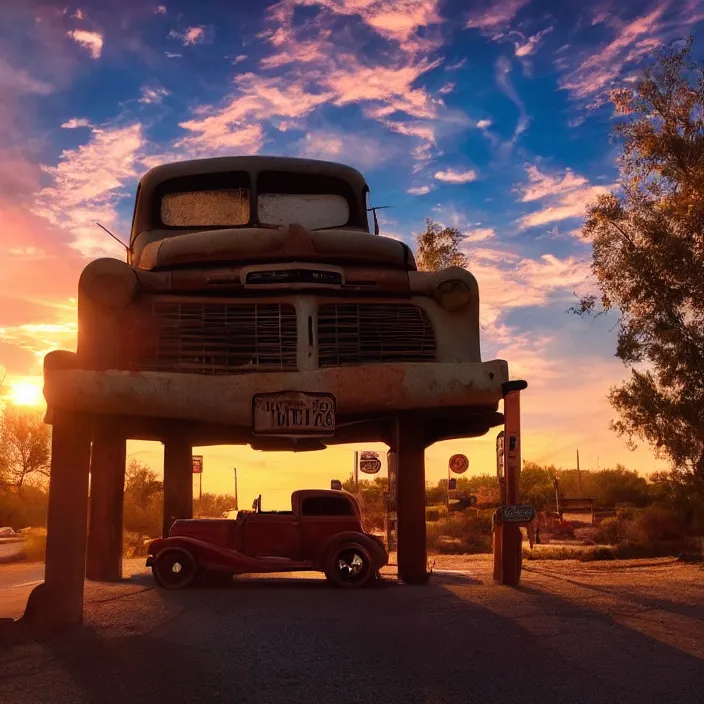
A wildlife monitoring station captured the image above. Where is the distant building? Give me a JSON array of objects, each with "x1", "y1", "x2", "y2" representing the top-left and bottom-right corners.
[{"x1": 559, "y1": 497, "x2": 595, "y2": 524}]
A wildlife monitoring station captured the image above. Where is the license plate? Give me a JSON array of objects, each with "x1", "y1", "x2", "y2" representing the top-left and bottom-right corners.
[
  {"x1": 498, "y1": 504, "x2": 536, "y2": 523},
  {"x1": 252, "y1": 391, "x2": 336, "y2": 437}
]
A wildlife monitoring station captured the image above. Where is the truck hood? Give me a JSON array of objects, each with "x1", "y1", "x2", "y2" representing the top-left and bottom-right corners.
[{"x1": 135, "y1": 225, "x2": 414, "y2": 271}]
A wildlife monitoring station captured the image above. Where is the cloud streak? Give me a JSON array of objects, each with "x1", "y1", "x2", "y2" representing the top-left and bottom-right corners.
[
  {"x1": 434, "y1": 168, "x2": 478, "y2": 183},
  {"x1": 67, "y1": 29, "x2": 104, "y2": 59},
  {"x1": 517, "y1": 164, "x2": 612, "y2": 229}
]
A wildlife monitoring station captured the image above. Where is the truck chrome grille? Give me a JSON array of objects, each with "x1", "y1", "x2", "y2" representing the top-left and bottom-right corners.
[
  {"x1": 317, "y1": 303, "x2": 435, "y2": 367},
  {"x1": 144, "y1": 301, "x2": 298, "y2": 373}
]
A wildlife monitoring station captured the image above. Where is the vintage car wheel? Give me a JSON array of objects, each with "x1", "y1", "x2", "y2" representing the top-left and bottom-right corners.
[
  {"x1": 324, "y1": 542, "x2": 374, "y2": 588},
  {"x1": 152, "y1": 548, "x2": 197, "y2": 590}
]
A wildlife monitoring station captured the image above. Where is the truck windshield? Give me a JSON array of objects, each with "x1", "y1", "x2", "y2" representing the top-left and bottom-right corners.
[
  {"x1": 161, "y1": 188, "x2": 250, "y2": 227},
  {"x1": 258, "y1": 193, "x2": 349, "y2": 230}
]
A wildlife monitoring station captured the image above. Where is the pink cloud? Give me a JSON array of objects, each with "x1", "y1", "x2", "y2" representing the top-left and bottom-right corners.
[
  {"x1": 325, "y1": 57, "x2": 441, "y2": 119},
  {"x1": 269, "y1": 0, "x2": 443, "y2": 46},
  {"x1": 517, "y1": 164, "x2": 612, "y2": 228},
  {"x1": 139, "y1": 85, "x2": 169, "y2": 104},
  {"x1": 66, "y1": 29, "x2": 103, "y2": 59},
  {"x1": 407, "y1": 185, "x2": 432, "y2": 195},
  {"x1": 434, "y1": 168, "x2": 478, "y2": 184},
  {"x1": 33, "y1": 123, "x2": 144, "y2": 256},
  {"x1": 514, "y1": 26, "x2": 553, "y2": 57},
  {"x1": 467, "y1": 247, "x2": 593, "y2": 343},
  {"x1": 0, "y1": 195, "x2": 84, "y2": 377},
  {"x1": 466, "y1": 0, "x2": 532, "y2": 32},
  {"x1": 0, "y1": 57, "x2": 54, "y2": 95},
  {"x1": 298, "y1": 130, "x2": 391, "y2": 169},
  {"x1": 61, "y1": 117, "x2": 92, "y2": 128},
  {"x1": 169, "y1": 26, "x2": 209, "y2": 46},
  {"x1": 557, "y1": 3, "x2": 698, "y2": 103},
  {"x1": 519, "y1": 164, "x2": 589, "y2": 202},
  {"x1": 465, "y1": 227, "x2": 495, "y2": 242}
]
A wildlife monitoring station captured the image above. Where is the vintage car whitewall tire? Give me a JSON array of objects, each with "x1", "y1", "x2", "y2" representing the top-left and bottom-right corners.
[
  {"x1": 152, "y1": 547, "x2": 198, "y2": 590},
  {"x1": 323, "y1": 541, "x2": 374, "y2": 588}
]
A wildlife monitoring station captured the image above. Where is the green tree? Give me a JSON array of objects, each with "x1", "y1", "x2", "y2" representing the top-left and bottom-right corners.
[
  {"x1": 520, "y1": 462, "x2": 557, "y2": 511},
  {"x1": 0, "y1": 406, "x2": 51, "y2": 491},
  {"x1": 415, "y1": 218, "x2": 468, "y2": 271},
  {"x1": 575, "y1": 39, "x2": 704, "y2": 478},
  {"x1": 194, "y1": 492, "x2": 234, "y2": 517},
  {"x1": 123, "y1": 460, "x2": 163, "y2": 536}
]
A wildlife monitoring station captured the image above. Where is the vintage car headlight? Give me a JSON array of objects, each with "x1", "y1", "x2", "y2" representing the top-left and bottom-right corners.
[
  {"x1": 79, "y1": 258, "x2": 138, "y2": 308},
  {"x1": 434, "y1": 279, "x2": 471, "y2": 311}
]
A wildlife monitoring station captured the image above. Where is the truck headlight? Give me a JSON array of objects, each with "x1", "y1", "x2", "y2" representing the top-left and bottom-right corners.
[
  {"x1": 79, "y1": 258, "x2": 138, "y2": 309},
  {"x1": 434, "y1": 279, "x2": 471, "y2": 311}
]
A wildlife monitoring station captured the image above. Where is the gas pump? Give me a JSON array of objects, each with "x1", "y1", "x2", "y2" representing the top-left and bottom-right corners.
[{"x1": 492, "y1": 381, "x2": 534, "y2": 585}]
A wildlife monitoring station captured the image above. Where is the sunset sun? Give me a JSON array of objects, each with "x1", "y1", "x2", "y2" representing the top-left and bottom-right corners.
[{"x1": 10, "y1": 381, "x2": 44, "y2": 407}]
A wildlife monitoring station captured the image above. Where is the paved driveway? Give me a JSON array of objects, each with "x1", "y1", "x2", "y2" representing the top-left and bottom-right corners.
[{"x1": 1, "y1": 556, "x2": 703, "y2": 704}]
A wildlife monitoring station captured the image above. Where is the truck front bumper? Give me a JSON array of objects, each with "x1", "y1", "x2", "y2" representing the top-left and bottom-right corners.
[{"x1": 43, "y1": 353, "x2": 509, "y2": 433}]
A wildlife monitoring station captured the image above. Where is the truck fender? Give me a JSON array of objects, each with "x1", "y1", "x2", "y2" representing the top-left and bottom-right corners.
[{"x1": 316, "y1": 531, "x2": 387, "y2": 570}]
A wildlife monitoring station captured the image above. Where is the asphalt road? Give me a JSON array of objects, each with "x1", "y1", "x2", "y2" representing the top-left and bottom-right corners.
[{"x1": 1, "y1": 556, "x2": 703, "y2": 704}]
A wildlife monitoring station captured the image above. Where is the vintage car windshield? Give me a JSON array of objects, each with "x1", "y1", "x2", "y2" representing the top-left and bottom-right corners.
[
  {"x1": 161, "y1": 188, "x2": 250, "y2": 227},
  {"x1": 258, "y1": 193, "x2": 350, "y2": 230}
]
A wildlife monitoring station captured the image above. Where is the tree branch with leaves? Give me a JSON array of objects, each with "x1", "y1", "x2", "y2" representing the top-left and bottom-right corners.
[
  {"x1": 574, "y1": 38, "x2": 704, "y2": 477},
  {"x1": 415, "y1": 218, "x2": 468, "y2": 272}
]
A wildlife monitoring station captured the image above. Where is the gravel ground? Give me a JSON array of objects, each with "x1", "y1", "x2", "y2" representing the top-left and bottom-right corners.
[{"x1": 1, "y1": 555, "x2": 703, "y2": 704}]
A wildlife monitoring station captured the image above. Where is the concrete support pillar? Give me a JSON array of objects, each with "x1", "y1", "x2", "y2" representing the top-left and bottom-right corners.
[
  {"x1": 23, "y1": 410, "x2": 92, "y2": 629},
  {"x1": 493, "y1": 381, "x2": 528, "y2": 586},
  {"x1": 394, "y1": 414, "x2": 428, "y2": 585},
  {"x1": 162, "y1": 436, "x2": 193, "y2": 537},
  {"x1": 86, "y1": 419, "x2": 126, "y2": 581}
]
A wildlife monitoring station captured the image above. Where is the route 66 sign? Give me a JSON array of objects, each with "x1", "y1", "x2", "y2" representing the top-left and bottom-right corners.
[
  {"x1": 360, "y1": 451, "x2": 382, "y2": 474},
  {"x1": 449, "y1": 454, "x2": 469, "y2": 474}
]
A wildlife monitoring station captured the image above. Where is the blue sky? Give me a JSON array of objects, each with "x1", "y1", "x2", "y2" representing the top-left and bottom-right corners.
[{"x1": 1, "y1": 0, "x2": 702, "y2": 494}]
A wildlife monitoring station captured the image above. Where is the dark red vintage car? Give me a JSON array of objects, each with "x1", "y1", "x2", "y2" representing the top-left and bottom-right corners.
[{"x1": 146, "y1": 489, "x2": 388, "y2": 589}]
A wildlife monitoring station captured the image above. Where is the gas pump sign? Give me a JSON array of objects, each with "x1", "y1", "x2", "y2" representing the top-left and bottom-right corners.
[{"x1": 495, "y1": 431, "x2": 504, "y2": 479}]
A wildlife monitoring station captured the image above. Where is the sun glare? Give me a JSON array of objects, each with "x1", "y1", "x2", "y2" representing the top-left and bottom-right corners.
[{"x1": 10, "y1": 381, "x2": 44, "y2": 407}]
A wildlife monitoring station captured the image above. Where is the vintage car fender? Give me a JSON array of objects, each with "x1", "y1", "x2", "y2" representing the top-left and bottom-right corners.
[
  {"x1": 147, "y1": 535, "x2": 272, "y2": 573},
  {"x1": 316, "y1": 531, "x2": 388, "y2": 570}
]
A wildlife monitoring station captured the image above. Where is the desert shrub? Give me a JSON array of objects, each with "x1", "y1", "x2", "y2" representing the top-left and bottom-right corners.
[
  {"x1": 635, "y1": 507, "x2": 682, "y2": 541},
  {"x1": 123, "y1": 531, "x2": 151, "y2": 558},
  {"x1": 21, "y1": 527, "x2": 47, "y2": 562},
  {"x1": 616, "y1": 504, "x2": 637, "y2": 521},
  {"x1": 595, "y1": 517, "x2": 622, "y2": 544},
  {"x1": 425, "y1": 506, "x2": 448, "y2": 522},
  {"x1": 0, "y1": 486, "x2": 48, "y2": 530},
  {"x1": 426, "y1": 510, "x2": 493, "y2": 554},
  {"x1": 123, "y1": 494, "x2": 162, "y2": 537},
  {"x1": 574, "y1": 527, "x2": 598, "y2": 545}
]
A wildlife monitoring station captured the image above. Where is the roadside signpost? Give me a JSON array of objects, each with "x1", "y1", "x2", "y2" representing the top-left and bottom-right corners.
[
  {"x1": 192, "y1": 455, "x2": 203, "y2": 502},
  {"x1": 359, "y1": 451, "x2": 382, "y2": 474},
  {"x1": 447, "y1": 453, "x2": 469, "y2": 512}
]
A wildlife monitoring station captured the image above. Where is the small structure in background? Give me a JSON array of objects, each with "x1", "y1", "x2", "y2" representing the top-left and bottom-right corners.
[{"x1": 559, "y1": 497, "x2": 595, "y2": 525}]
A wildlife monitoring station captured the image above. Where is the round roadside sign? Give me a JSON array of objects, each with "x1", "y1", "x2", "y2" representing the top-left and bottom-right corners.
[{"x1": 449, "y1": 454, "x2": 469, "y2": 474}]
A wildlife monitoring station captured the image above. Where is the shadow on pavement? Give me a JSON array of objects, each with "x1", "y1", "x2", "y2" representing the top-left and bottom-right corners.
[{"x1": 1, "y1": 570, "x2": 703, "y2": 704}]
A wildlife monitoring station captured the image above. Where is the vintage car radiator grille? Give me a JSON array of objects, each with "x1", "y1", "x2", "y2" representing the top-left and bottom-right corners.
[
  {"x1": 144, "y1": 301, "x2": 298, "y2": 373},
  {"x1": 317, "y1": 303, "x2": 435, "y2": 367}
]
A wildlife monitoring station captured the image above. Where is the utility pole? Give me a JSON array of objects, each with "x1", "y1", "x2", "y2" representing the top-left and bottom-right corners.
[
  {"x1": 577, "y1": 449, "x2": 582, "y2": 496},
  {"x1": 446, "y1": 464, "x2": 451, "y2": 515},
  {"x1": 354, "y1": 451, "x2": 359, "y2": 491},
  {"x1": 233, "y1": 468, "x2": 238, "y2": 511}
]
